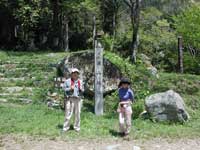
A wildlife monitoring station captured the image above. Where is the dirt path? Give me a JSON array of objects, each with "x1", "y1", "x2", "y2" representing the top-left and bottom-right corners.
[{"x1": 0, "y1": 135, "x2": 200, "y2": 150}]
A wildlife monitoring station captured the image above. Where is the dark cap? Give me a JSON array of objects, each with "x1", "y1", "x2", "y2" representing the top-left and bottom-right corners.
[{"x1": 118, "y1": 78, "x2": 131, "y2": 87}]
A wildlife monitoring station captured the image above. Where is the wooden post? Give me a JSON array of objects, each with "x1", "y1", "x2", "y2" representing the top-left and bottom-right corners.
[
  {"x1": 93, "y1": 15, "x2": 96, "y2": 49},
  {"x1": 178, "y1": 36, "x2": 184, "y2": 73},
  {"x1": 94, "y1": 38, "x2": 104, "y2": 115}
]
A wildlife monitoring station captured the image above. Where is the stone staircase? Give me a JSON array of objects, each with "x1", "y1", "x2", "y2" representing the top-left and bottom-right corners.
[{"x1": 0, "y1": 59, "x2": 56, "y2": 106}]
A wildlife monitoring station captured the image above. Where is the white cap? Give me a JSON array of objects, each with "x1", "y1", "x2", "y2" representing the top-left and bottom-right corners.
[{"x1": 71, "y1": 68, "x2": 80, "y2": 74}]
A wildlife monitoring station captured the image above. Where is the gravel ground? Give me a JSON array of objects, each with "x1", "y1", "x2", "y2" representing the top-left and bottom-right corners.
[{"x1": 0, "y1": 135, "x2": 200, "y2": 150}]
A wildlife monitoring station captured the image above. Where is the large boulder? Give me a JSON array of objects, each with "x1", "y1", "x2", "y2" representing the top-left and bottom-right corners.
[
  {"x1": 145, "y1": 90, "x2": 190, "y2": 122},
  {"x1": 57, "y1": 51, "x2": 122, "y2": 96}
]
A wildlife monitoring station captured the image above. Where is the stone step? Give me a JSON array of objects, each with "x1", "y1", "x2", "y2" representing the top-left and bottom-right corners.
[
  {"x1": 0, "y1": 87, "x2": 33, "y2": 93},
  {"x1": 0, "y1": 86, "x2": 47, "y2": 99},
  {"x1": 0, "y1": 64, "x2": 53, "y2": 70},
  {"x1": 2, "y1": 67, "x2": 28, "y2": 70},
  {"x1": 0, "y1": 94, "x2": 34, "y2": 104},
  {"x1": 0, "y1": 98, "x2": 31, "y2": 105},
  {"x1": 0, "y1": 61, "x2": 21, "y2": 64},
  {"x1": 0, "y1": 61, "x2": 48, "y2": 65},
  {"x1": 0, "y1": 64, "x2": 17, "y2": 69},
  {"x1": 0, "y1": 96, "x2": 32, "y2": 104},
  {"x1": 1, "y1": 72, "x2": 28, "y2": 78},
  {"x1": 2, "y1": 71, "x2": 54, "y2": 78},
  {"x1": 0, "y1": 59, "x2": 54, "y2": 66},
  {"x1": 0, "y1": 68, "x2": 28, "y2": 72},
  {"x1": 0, "y1": 77, "x2": 53, "y2": 87},
  {"x1": 0, "y1": 93, "x2": 29, "y2": 96},
  {"x1": 0, "y1": 70, "x2": 29, "y2": 76},
  {"x1": 0, "y1": 64, "x2": 54, "y2": 74},
  {"x1": 0, "y1": 98, "x2": 7, "y2": 103},
  {"x1": 9, "y1": 98, "x2": 32, "y2": 104},
  {"x1": 0, "y1": 77, "x2": 25, "y2": 82},
  {"x1": 0, "y1": 102, "x2": 22, "y2": 108},
  {"x1": 0, "y1": 73, "x2": 4, "y2": 77}
]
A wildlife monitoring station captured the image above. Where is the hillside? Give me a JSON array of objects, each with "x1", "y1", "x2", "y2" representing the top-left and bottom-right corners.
[{"x1": 0, "y1": 50, "x2": 200, "y2": 140}]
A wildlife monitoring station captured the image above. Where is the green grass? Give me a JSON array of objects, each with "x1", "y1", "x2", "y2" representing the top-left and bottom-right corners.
[
  {"x1": 0, "y1": 103, "x2": 200, "y2": 140},
  {"x1": 0, "y1": 50, "x2": 200, "y2": 140},
  {"x1": 0, "y1": 104, "x2": 117, "y2": 139},
  {"x1": 152, "y1": 72, "x2": 200, "y2": 114},
  {"x1": 0, "y1": 51, "x2": 67, "y2": 64}
]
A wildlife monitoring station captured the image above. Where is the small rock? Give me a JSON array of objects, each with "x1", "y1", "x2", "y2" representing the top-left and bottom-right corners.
[
  {"x1": 19, "y1": 98, "x2": 32, "y2": 104},
  {"x1": 77, "y1": 146, "x2": 85, "y2": 150},
  {"x1": 139, "y1": 110, "x2": 149, "y2": 119},
  {"x1": 105, "y1": 144, "x2": 121, "y2": 150},
  {"x1": 133, "y1": 146, "x2": 141, "y2": 150},
  {"x1": 47, "y1": 53, "x2": 56, "y2": 57},
  {"x1": 0, "y1": 98, "x2": 7, "y2": 103},
  {"x1": 47, "y1": 100, "x2": 60, "y2": 108},
  {"x1": 140, "y1": 53, "x2": 159, "y2": 78},
  {"x1": 51, "y1": 93, "x2": 58, "y2": 97},
  {"x1": 147, "y1": 66, "x2": 159, "y2": 78},
  {"x1": 0, "y1": 73, "x2": 4, "y2": 77}
]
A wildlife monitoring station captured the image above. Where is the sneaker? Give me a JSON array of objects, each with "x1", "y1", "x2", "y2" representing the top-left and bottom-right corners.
[
  {"x1": 74, "y1": 128, "x2": 80, "y2": 132},
  {"x1": 63, "y1": 127, "x2": 69, "y2": 132}
]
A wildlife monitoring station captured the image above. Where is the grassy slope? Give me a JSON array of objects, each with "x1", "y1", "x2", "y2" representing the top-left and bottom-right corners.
[{"x1": 0, "y1": 50, "x2": 200, "y2": 139}]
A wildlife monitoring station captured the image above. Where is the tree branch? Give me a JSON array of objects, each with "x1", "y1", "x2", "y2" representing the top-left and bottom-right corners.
[{"x1": 123, "y1": 0, "x2": 132, "y2": 8}]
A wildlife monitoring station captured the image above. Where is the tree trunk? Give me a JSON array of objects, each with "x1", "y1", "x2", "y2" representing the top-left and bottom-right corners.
[
  {"x1": 124, "y1": 0, "x2": 141, "y2": 63},
  {"x1": 111, "y1": 12, "x2": 116, "y2": 51},
  {"x1": 130, "y1": 0, "x2": 140, "y2": 64},
  {"x1": 14, "y1": 25, "x2": 18, "y2": 38},
  {"x1": 63, "y1": 15, "x2": 69, "y2": 52},
  {"x1": 93, "y1": 15, "x2": 96, "y2": 49},
  {"x1": 51, "y1": 0, "x2": 60, "y2": 49},
  {"x1": 113, "y1": 13, "x2": 116, "y2": 37},
  {"x1": 59, "y1": 8, "x2": 63, "y2": 50}
]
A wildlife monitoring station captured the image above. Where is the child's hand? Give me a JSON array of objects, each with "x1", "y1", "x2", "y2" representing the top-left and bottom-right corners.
[
  {"x1": 117, "y1": 108, "x2": 121, "y2": 113},
  {"x1": 71, "y1": 85, "x2": 74, "y2": 91}
]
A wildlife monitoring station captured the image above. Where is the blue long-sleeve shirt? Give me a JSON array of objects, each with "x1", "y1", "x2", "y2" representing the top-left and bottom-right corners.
[{"x1": 118, "y1": 88, "x2": 134, "y2": 102}]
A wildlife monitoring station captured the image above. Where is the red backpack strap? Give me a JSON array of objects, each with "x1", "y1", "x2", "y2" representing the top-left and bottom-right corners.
[
  {"x1": 78, "y1": 80, "x2": 81, "y2": 90},
  {"x1": 71, "y1": 78, "x2": 74, "y2": 87},
  {"x1": 71, "y1": 78, "x2": 81, "y2": 89}
]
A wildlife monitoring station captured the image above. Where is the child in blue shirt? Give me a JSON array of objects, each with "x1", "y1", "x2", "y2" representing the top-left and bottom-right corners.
[{"x1": 117, "y1": 78, "x2": 134, "y2": 136}]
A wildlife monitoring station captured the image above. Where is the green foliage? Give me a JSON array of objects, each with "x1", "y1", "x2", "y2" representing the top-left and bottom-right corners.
[
  {"x1": 104, "y1": 51, "x2": 200, "y2": 120},
  {"x1": 14, "y1": 2, "x2": 40, "y2": 30},
  {"x1": 140, "y1": 7, "x2": 163, "y2": 30},
  {"x1": 99, "y1": 0, "x2": 122, "y2": 35},
  {"x1": 140, "y1": 24, "x2": 176, "y2": 54},
  {"x1": 101, "y1": 34, "x2": 115, "y2": 50},
  {"x1": 173, "y1": 5, "x2": 200, "y2": 74},
  {"x1": 140, "y1": 17, "x2": 177, "y2": 70},
  {"x1": 151, "y1": 73, "x2": 200, "y2": 111},
  {"x1": 104, "y1": 51, "x2": 153, "y2": 118},
  {"x1": 142, "y1": 0, "x2": 190, "y2": 15},
  {"x1": 174, "y1": 5, "x2": 200, "y2": 49},
  {"x1": 61, "y1": 0, "x2": 99, "y2": 50}
]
